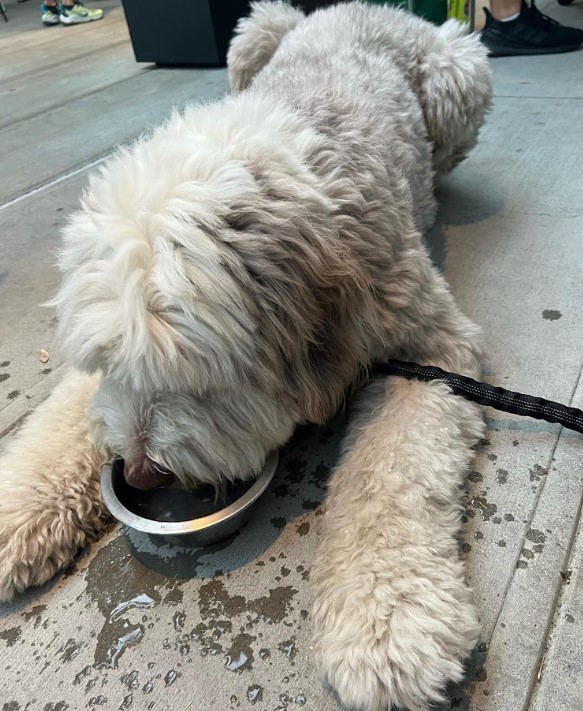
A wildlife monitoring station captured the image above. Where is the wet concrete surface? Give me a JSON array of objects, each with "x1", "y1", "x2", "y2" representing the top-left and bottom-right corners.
[{"x1": 0, "y1": 422, "x2": 346, "y2": 710}]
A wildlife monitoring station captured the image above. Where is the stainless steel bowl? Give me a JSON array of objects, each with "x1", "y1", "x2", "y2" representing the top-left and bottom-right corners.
[{"x1": 101, "y1": 452, "x2": 279, "y2": 546}]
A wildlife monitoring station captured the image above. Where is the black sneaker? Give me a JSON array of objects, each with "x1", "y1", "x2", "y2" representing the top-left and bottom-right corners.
[{"x1": 481, "y1": 0, "x2": 583, "y2": 56}]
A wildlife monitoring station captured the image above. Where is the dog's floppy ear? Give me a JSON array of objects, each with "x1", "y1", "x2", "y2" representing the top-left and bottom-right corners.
[
  {"x1": 53, "y1": 200, "x2": 125, "y2": 377},
  {"x1": 53, "y1": 203, "x2": 197, "y2": 387},
  {"x1": 419, "y1": 20, "x2": 492, "y2": 174},
  {"x1": 51, "y1": 156, "x2": 259, "y2": 393}
]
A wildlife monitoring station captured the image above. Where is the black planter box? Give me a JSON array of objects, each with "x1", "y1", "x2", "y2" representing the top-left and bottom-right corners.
[
  {"x1": 121, "y1": 0, "x2": 251, "y2": 66},
  {"x1": 295, "y1": 0, "x2": 337, "y2": 10},
  {"x1": 121, "y1": 1, "x2": 341, "y2": 67}
]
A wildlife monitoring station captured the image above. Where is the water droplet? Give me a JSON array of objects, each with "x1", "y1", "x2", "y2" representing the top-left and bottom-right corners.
[
  {"x1": 164, "y1": 670, "x2": 178, "y2": 686},
  {"x1": 100, "y1": 627, "x2": 144, "y2": 669},
  {"x1": 247, "y1": 685, "x2": 263, "y2": 704},
  {"x1": 173, "y1": 612, "x2": 186, "y2": 631},
  {"x1": 225, "y1": 652, "x2": 248, "y2": 671}
]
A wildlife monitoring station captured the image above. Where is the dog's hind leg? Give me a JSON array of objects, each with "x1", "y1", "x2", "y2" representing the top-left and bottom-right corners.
[
  {"x1": 0, "y1": 370, "x2": 108, "y2": 602},
  {"x1": 227, "y1": 1, "x2": 304, "y2": 92},
  {"x1": 312, "y1": 261, "x2": 484, "y2": 710}
]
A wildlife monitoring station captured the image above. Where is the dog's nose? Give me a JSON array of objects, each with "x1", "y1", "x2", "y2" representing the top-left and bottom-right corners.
[{"x1": 123, "y1": 459, "x2": 175, "y2": 490}]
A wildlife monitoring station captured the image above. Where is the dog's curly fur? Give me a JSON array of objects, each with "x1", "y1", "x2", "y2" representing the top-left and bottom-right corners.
[{"x1": 0, "y1": 3, "x2": 492, "y2": 709}]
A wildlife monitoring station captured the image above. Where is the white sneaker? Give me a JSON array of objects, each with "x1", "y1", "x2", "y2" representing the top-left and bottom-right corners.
[
  {"x1": 41, "y1": 4, "x2": 61, "y2": 25},
  {"x1": 60, "y1": 2, "x2": 103, "y2": 24}
]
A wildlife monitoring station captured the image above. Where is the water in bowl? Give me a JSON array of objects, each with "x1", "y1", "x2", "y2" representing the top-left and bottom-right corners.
[{"x1": 111, "y1": 459, "x2": 255, "y2": 523}]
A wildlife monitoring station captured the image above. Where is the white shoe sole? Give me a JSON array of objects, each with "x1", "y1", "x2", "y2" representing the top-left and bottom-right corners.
[{"x1": 60, "y1": 13, "x2": 103, "y2": 24}]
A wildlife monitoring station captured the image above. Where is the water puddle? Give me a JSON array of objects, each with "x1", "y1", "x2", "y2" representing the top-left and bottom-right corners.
[{"x1": 110, "y1": 593, "x2": 156, "y2": 622}]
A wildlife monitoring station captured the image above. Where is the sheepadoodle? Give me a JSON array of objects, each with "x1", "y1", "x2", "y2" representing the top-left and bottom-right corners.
[{"x1": 0, "y1": 2, "x2": 492, "y2": 709}]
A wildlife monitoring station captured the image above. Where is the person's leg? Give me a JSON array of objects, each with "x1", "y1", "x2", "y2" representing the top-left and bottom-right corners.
[
  {"x1": 490, "y1": 0, "x2": 521, "y2": 19},
  {"x1": 41, "y1": 0, "x2": 61, "y2": 26},
  {"x1": 482, "y1": 0, "x2": 583, "y2": 56}
]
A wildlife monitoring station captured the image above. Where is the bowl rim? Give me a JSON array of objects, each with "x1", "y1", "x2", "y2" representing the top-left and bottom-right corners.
[{"x1": 100, "y1": 451, "x2": 279, "y2": 536}]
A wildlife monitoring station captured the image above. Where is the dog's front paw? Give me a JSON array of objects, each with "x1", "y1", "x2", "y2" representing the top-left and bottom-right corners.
[
  {"x1": 0, "y1": 474, "x2": 108, "y2": 603},
  {"x1": 312, "y1": 556, "x2": 480, "y2": 711},
  {"x1": 0, "y1": 505, "x2": 62, "y2": 603},
  {"x1": 0, "y1": 372, "x2": 109, "y2": 602}
]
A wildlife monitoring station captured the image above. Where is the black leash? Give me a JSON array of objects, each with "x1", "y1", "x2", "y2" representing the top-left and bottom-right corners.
[{"x1": 370, "y1": 360, "x2": 583, "y2": 435}]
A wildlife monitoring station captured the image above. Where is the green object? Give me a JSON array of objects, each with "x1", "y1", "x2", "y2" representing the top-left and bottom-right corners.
[
  {"x1": 448, "y1": 0, "x2": 470, "y2": 22},
  {"x1": 367, "y1": 0, "x2": 448, "y2": 25}
]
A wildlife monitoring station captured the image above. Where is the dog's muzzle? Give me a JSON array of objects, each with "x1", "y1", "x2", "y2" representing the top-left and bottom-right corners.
[{"x1": 123, "y1": 459, "x2": 176, "y2": 490}]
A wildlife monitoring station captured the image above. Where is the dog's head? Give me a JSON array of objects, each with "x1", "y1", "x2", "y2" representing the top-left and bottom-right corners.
[{"x1": 54, "y1": 105, "x2": 361, "y2": 489}]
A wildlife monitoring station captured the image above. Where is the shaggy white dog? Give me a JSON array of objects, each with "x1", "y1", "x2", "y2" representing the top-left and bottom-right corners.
[{"x1": 0, "y1": 3, "x2": 492, "y2": 709}]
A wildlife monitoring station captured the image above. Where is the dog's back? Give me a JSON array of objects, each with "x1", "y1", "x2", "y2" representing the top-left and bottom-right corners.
[{"x1": 229, "y1": 1, "x2": 492, "y2": 179}]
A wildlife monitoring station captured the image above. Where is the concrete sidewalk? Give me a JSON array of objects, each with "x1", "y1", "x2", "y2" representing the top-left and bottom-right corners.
[{"x1": 1, "y1": 1, "x2": 583, "y2": 710}]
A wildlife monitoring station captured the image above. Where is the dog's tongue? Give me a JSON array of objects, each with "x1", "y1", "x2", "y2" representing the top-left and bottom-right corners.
[{"x1": 123, "y1": 461, "x2": 175, "y2": 491}]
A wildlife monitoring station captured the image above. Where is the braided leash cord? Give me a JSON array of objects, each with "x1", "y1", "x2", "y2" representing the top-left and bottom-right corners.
[{"x1": 370, "y1": 360, "x2": 583, "y2": 435}]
